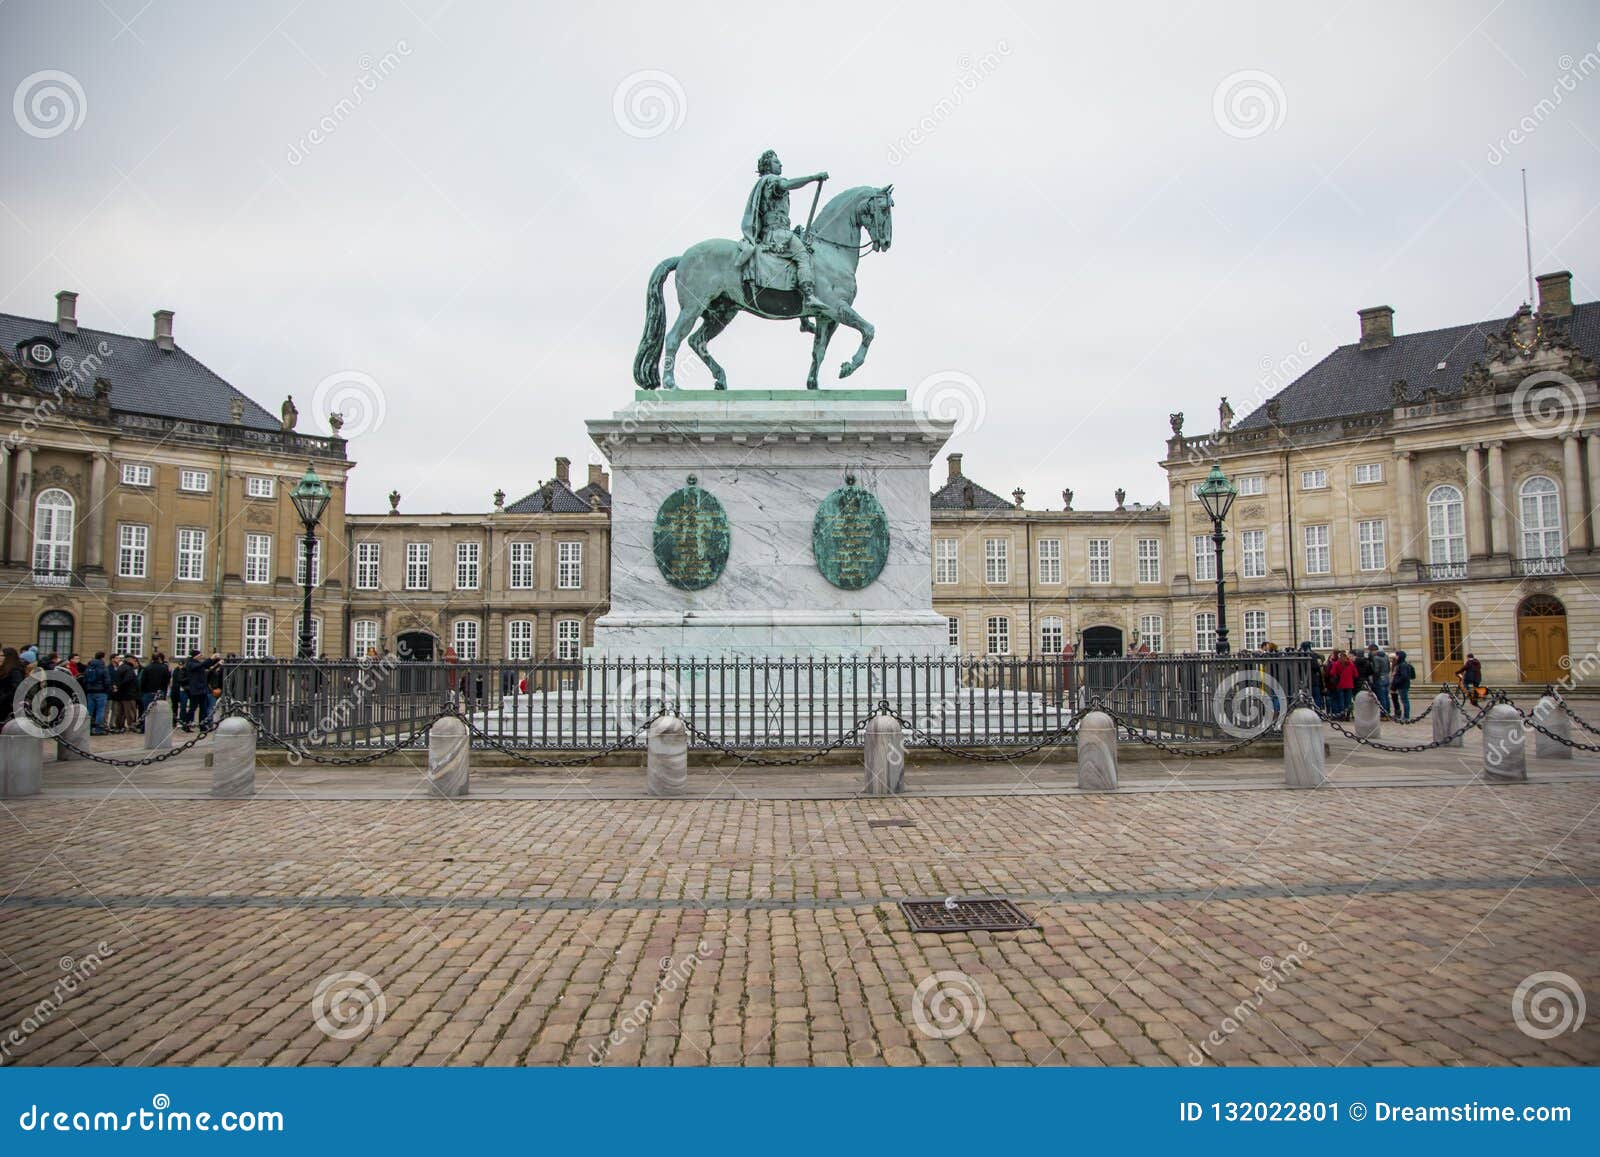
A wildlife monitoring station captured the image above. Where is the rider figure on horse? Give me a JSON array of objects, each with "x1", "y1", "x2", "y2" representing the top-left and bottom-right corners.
[{"x1": 740, "y1": 149, "x2": 828, "y2": 314}]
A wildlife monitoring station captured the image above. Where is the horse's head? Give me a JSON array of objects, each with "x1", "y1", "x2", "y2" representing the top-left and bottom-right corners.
[{"x1": 860, "y1": 184, "x2": 894, "y2": 252}]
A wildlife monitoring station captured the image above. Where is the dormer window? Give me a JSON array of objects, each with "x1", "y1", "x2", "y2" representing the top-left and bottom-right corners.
[{"x1": 16, "y1": 336, "x2": 58, "y2": 370}]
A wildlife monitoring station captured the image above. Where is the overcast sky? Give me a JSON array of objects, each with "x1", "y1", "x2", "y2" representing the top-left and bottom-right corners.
[{"x1": 3, "y1": 1, "x2": 1598, "y2": 513}]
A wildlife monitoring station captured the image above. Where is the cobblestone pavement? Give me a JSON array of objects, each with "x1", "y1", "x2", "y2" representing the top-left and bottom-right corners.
[{"x1": 2, "y1": 774, "x2": 1596, "y2": 1066}]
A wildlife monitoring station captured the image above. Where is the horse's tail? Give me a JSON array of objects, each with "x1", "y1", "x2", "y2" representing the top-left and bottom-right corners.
[{"x1": 632, "y1": 256, "x2": 679, "y2": 389}]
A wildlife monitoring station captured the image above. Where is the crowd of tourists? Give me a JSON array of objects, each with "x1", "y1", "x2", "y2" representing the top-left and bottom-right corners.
[
  {"x1": 0, "y1": 645, "x2": 233, "y2": 735},
  {"x1": 1294, "y1": 641, "x2": 1482, "y2": 722}
]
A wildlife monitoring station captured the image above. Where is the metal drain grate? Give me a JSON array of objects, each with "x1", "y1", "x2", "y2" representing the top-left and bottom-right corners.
[
  {"x1": 901, "y1": 897, "x2": 1035, "y2": 933},
  {"x1": 867, "y1": 818, "x2": 916, "y2": 828}
]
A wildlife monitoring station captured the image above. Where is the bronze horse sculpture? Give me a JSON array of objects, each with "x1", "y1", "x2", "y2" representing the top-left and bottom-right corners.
[{"x1": 632, "y1": 184, "x2": 894, "y2": 390}]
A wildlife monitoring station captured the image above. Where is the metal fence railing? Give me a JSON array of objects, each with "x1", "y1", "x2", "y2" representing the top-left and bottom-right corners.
[{"x1": 224, "y1": 653, "x2": 1316, "y2": 752}]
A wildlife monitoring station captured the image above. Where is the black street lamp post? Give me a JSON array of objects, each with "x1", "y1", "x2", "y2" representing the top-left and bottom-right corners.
[
  {"x1": 1195, "y1": 462, "x2": 1239, "y2": 656},
  {"x1": 289, "y1": 464, "x2": 333, "y2": 659}
]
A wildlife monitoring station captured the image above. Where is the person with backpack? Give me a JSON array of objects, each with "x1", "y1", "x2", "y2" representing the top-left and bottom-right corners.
[
  {"x1": 1366, "y1": 643, "x2": 1390, "y2": 717},
  {"x1": 1460, "y1": 653, "x2": 1483, "y2": 700},
  {"x1": 1390, "y1": 649, "x2": 1416, "y2": 722},
  {"x1": 80, "y1": 651, "x2": 112, "y2": 734}
]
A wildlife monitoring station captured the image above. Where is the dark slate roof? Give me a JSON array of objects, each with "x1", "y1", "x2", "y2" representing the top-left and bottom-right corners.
[
  {"x1": 1236, "y1": 300, "x2": 1600, "y2": 429},
  {"x1": 931, "y1": 472, "x2": 1014, "y2": 511},
  {"x1": 505, "y1": 478, "x2": 593, "y2": 514},
  {"x1": 0, "y1": 310, "x2": 282, "y2": 431},
  {"x1": 575, "y1": 481, "x2": 611, "y2": 510}
]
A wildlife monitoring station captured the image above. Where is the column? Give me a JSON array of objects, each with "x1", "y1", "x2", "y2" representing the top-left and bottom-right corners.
[
  {"x1": 1587, "y1": 433, "x2": 1600, "y2": 551},
  {"x1": 8, "y1": 447, "x2": 31, "y2": 567},
  {"x1": 1462, "y1": 443, "x2": 1486, "y2": 560},
  {"x1": 85, "y1": 453, "x2": 107, "y2": 570},
  {"x1": 1562, "y1": 435, "x2": 1588, "y2": 552},
  {"x1": 1485, "y1": 440, "x2": 1507, "y2": 556},
  {"x1": 1394, "y1": 451, "x2": 1417, "y2": 564}
]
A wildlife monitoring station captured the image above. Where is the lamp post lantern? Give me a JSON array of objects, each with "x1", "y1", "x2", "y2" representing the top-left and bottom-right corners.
[
  {"x1": 1195, "y1": 462, "x2": 1239, "y2": 656},
  {"x1": 289, "y1": 463, "x2": 333, "y2": 659}
]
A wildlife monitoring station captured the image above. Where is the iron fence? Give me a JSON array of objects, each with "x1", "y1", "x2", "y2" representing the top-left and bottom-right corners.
[{"x1": 224, "y1": 653, "x2": 1316, "y2": 752}]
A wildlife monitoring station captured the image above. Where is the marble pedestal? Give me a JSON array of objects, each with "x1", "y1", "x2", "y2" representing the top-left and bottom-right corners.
[{"x1": 588, "y1": 389, "x2": 955, "y2": 659}]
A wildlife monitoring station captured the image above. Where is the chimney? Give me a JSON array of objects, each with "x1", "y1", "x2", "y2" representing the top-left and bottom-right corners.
[
  {"x1": 1536, "y1": 270, "x2": 1573, "y2": 318},
  {"x1": 1357, "y1": 306, "x2": 1393, "y2": 349},
  {"x1": 588, "y1": 463, "x2": 608, "y2": 490},
  {"x1": 152, "y1": 309, "x2": 175, "y2": 351},
  {"x1": 55, "y1": 291, "x2": 78, "y2": 335},
  {"x1": 946, "y1": 452, "x2": 963, "y2": 481},
  {"x1": 554, "y1": 456, "x2": 570, "y2": 486}
]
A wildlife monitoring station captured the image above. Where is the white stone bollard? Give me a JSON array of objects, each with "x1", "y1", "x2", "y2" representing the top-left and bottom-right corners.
[
  {"x1": 143, "y1": 699, "x2": 174, "y2": 750},
  {"x1": 1481, "y1": 702, "x2": 1527, "y2": 782},
  {"x1": 646, "y1": 714, "x2": 689, "y2": 797},
  {"x1": 1, "y1": 717, "x2": 45, "y2": 798},
  {"x1": 427, "y1": 715, "x2": 470, "y2": 798},
  {"x1": 1076, "y1": 710, "x2": 1118, "y2": 792},
  {"x1": 1282, "y1": 706, "x2": 1327, "y2": 789},
  {"x1": 1531, "y1": 696, "x2": 1572, "y2": 761},
  {"x1": 863, "y1": 713, "x2": 906, "y2": 796},
  {"x1": 210, "y1": 715, "x2": 256, "y2": 799},
  {"x1": 1431, "y1": 691, "x2": 1463, "y2": 747},
  {"x1": 55, "y1": 703, "x2": 91, "y2": 762},
  {"x1": 1351, "y1": 689, "x2": 1382, "y2": 740}
]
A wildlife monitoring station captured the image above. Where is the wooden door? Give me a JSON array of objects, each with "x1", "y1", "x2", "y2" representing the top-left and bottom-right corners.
[
  {"x1": 1517, "y1": 596, "x2": 1568, "y2": 683},
  {"x1": 1428, "y1": 602, "x2": 1464, "y2": 683}
]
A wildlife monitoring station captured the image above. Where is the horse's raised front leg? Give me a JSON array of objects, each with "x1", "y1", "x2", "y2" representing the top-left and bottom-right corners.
[
  {"x1": 660, "y1": 307, "x2": 700, "y2": 390},
  {"x1": 806, "y1": 320, "x2": 837, "y2": 390},
  {"x1": 833, "y1": 303, "x2": 874, "y2": 379},
  {"x1": 688, "y1": 306, "x2": 734, "y2": 390}
]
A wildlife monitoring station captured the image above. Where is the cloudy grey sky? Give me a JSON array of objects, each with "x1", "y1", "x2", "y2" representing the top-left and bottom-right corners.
[{"x1": 3, "y1": 0, "x2": 1598, "y2": 512}]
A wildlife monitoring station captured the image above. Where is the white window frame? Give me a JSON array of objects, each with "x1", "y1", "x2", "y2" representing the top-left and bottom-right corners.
[
  {"x1": 352, "y1": 619, "x2": 379, "y2": 658},
  {"x1": 117, "y1": 523, "x2": 148, "y2": 579},
  {"x1": 245, "y1": 475, "x2": 276, "y2": 499},
  {"x1": 557, "y1": 541, "x2": 583, "y2": 590},
  {"x1": 1303, "y1": 524, "x2": 1331, "y2": 575},
  {"x1": 1300, "y1": 469, "x2": 1328, "y2": 491},
  {"x1": 294, "y1": 616, "x2": 323, "y2": 657},
  {"x1": 1427, "y1": 485, "x2": 1466, "y2": 565},
  {"x1": 32, "y1": 488, "x2": 74, "y2": 576},
  {"x1": 114, "y1": 612, "x2": 145, "y2": 656},
  {"x1": 452, "y1": 618, "x2": 480, "y2": 660},
  {"x1": 556, "y1": 618, "x2": 582, "y2": 661},
  {"x1": 1087, "y1": 538, "x2": 1111, "y2": 585},
  {"x1": 1039, "y1": 615, "x2": 1064, "y2": 655},
  {"x1": 294, "y1": 537, "x2": 321, "y2": 588},
  {"x1": 244, "y1": 533, "x2": 272, "y2": 585},
  {"x1": 946, "y1": 616, "x2": 961, "y2": 648},
  {"x1": 173, "y1": 613, "x2": 203, "y2": 657},
  {"x1": 176, "y1": 527, "x2": 206, "y2": 583},
  {"x1": 120, "y1": 463, "x2": 152, "y2": 487},
  {"x1": 1308, "y1": 607, "x2": 1334, "y2": 650},
  {"x1": 1236, "y1": 474, "x2": 1265, "y2": 496},
  {"x1": 985, "y1": 615, "x2": 1010, "y2": 656},
  {"x1": 243, "y1": 614, "x2": 272, "y2": 659},
  {"x1": 507, "y1": 619, "x2": 535, "y2": 661},
  {"x1": 1519, "y1": 475, "x2": 1563, "y2": 560},
  {"x1": 1242, "y1": 609, "x2": 1268, "y2": 651},
  {"x1": 983, "y1": 538, "x2": 1009, "y2": 585},
  {"x1": 1353, "y1": 462, "x2": 1383, "y2": 485},
  {"x1": 1136, "y1": 538, "x2": 1161, "y2": 584},
  {"x1": 1194, "y1": 612, "x2": 1217, "y2": 654},
  {"x1": 456, "y1": 541, "x2": 481, "y2": 590},
  {"x1": 934, "y1": 538, "x2": 959, "y2": 585},
  {"x1": 1192, "y1": 535, "x2": 1217, "y2": 582},
  {"x1": 1139, "y1": 614, "x2": 1164, "y2": 652},
  {"x1": 179, "y1": 468, "x2": 209, "y2": 493},
  {"x1": 1357, "y1": 519, "x2": 1386, "y2": 571},
  {"x1": 1362, "y1": 605, "x2": 1391, "y2": 648},
  {"x1": 356, "y1": 542, "x2": 381, "y2": 590},
  {"x1": 1240, "y1": 529, "x2": 1266, "y2": 579},
  {"x1": 508, "y1": 541, "x2": 536, "y2": 590},
  {"x1": 405, "y1": 542, "x2": 430, "y2": 590},
  {"x1": 1036, "y1": 538, "x2": 1061, "y2": 585}
]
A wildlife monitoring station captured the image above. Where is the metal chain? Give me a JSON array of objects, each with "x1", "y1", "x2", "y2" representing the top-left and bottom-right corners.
[
  {"x1": 45, "y1": 705, "x2": 237, "y2": 768},
  {"x1": 452, "y1": 709, "x2": 655, "y2": 767},
  {"x1": 1508, "y1": 702, "x2": 1600, "y2": 753},
  {"x1": 675, "y1": 708, "x2": 878, "y2": 766},
  {"x1": 1555, "y1": 695, "x2": 1600, "y2": 737},
  {"x1": 232, "y1": 702, "x2": 432, "y2": 766},
  {"x1": 1314, "y1": 702, "x2": 1488, "y2": 752},
  {"x1": 1095, "y1": 702, "x2": 1272, "y2": 758}
]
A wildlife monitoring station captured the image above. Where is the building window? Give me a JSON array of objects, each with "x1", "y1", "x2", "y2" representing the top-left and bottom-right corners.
[
  {"x1": 983, "y1": 538, "x2": 1009, "y2": 585},
  {"x1": 456, "y1": 541, "x2": 480, "y2": 590},
  {"x1": 452, "y1": 618, "x2": 479, "y2": 660},
  {"x1": 1194, "y1": 612, "x2": 1217, "y2": 654},
  {"x1": 985, "y1": 616, "x2": 1010, "y2": 655},
  {"x1": 1192, "y1": 535, "x2": 1216, "y2": 582},
  {"x1": 117, "y1": 523, "x2": 148, "y2": 579},
  {"x1": 1240, "y1": 529, "x2": 1266, "y2": 578},
  {"x1": 1426, "y1": 485, "x2": 1466, "y2": 564},
  {"x1": 176, "y1": 527, "x2": 206, "y2": 582},
  {"x1": 245, "y1": 475, "x2": 276, "y2": 498},
  {"x1": 1087, "y1": 538, "x2": 1111, "y2": 584},
  {"x1": 173, "y1": 613, "x2": 203, "y2": 656},
  {"x1": 355, "y1": 542, "x2": 380, "y2": 590},
  {"x1": 179, "y1": 469, "x2": 209, "y2": 493},
  {"x1": 1243, "y1": 610, "x2": 1268, "y2": 651},
  {"x1": 405, "y1": 542, "x2": 430, "y2": 590},
  {"x1": 32, "y1": 489, "x2": 74, "y2": 577},
  {"x1": 1303, "y1": 524, "x2": 1330, "y2": 575},
  {"x1": 1358, "y1": 519, "x2": 1386, "y2": 571},
  {"x1": 1519, "y1": 475, "x2": 1563, "y2": 560},
  {"x1": 1354, "y1": 462, "x2": 1383, "y2": 485},
  {"x1": 294, "y1": 537, "x2": 321, "y2": 588},
  {"x1": 934, "y1": 538, "x2": 959, "y2": 584},
  {"x1": 556, "y1": 618, "x2": 582, "y2": 661},
  {"x1": 120, "y1": 463, "x2": 152, "y2": 487},
  {"x1": 243, "y1": 614, "x2": 272, "y2": 659},
  {"x1": 352, "y1": 619, "x2": 379, "y2": 658},
  {"x1": 1037, "y1": 538, "x2": 1061, "y2": 585},
  {"x1": 294, "y1": 616, "x2": 323, "y2": 657},
  {"x1": 1362, "y1": 605, "x2": 1391, "y2": 647},
  {"x1": 1300, "y1": 469, "x2": 1328, "y2": 490},
  {"x1": 113, "y1": 612, "x2": 144, "y2": 655},
  {"x1": 557, "y1": 541, "x2": 583, "y2": 589},
  {"x1": 1236, "y1": 474, "x2": 1265, "y2": 496},
  {"x1": 244, "y1": 533, "x2": 272, "y2": 585},
  {"x1": 1039, "y1": 616, "x2": 1064, "y2": 654},
  {"x1": 507, "y1": 619, "x2": 534, "y2": 661},
  {"x1": 1308, "y1": 607, "x2": 1333, "y2": 650},
  {"x1": 1136, "y1": 538, "x2": 1160, "y2": 583},
  {"x1": 509, "y1": 541, "x2": 535, "y2": 589},
  {"x1": 1139, "y1": 614, "x2": 1163, "y2": 652},
  {"x1": 946, "y1": 616, "x2": 960, "y2": 648}
]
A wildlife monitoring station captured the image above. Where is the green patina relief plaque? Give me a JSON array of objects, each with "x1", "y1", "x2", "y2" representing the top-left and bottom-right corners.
[
  {"x1": 653, "y1": 475, "x2": 731, "y2": 590},
  {"x1": 812, "y1": 474, "x2": 890, "y2": 591}
]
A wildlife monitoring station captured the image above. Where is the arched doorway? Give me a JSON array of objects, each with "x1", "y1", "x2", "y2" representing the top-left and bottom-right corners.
[
  {"x1": 37, "y1": 610, "x2": 74, "y2": 657},
  {"x1": 1081, "y1": 625, "x2": 1124, "y2": 658},
  {"x1": 395, "y1": 631, "x2": 435, "y2": 661},
  {"x1": 1427, "y1": 601, "x2": 1465, "y2": 683},
  {"x1": 1517, "y1": 595, "x2": 1568, "y2": 683}
]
